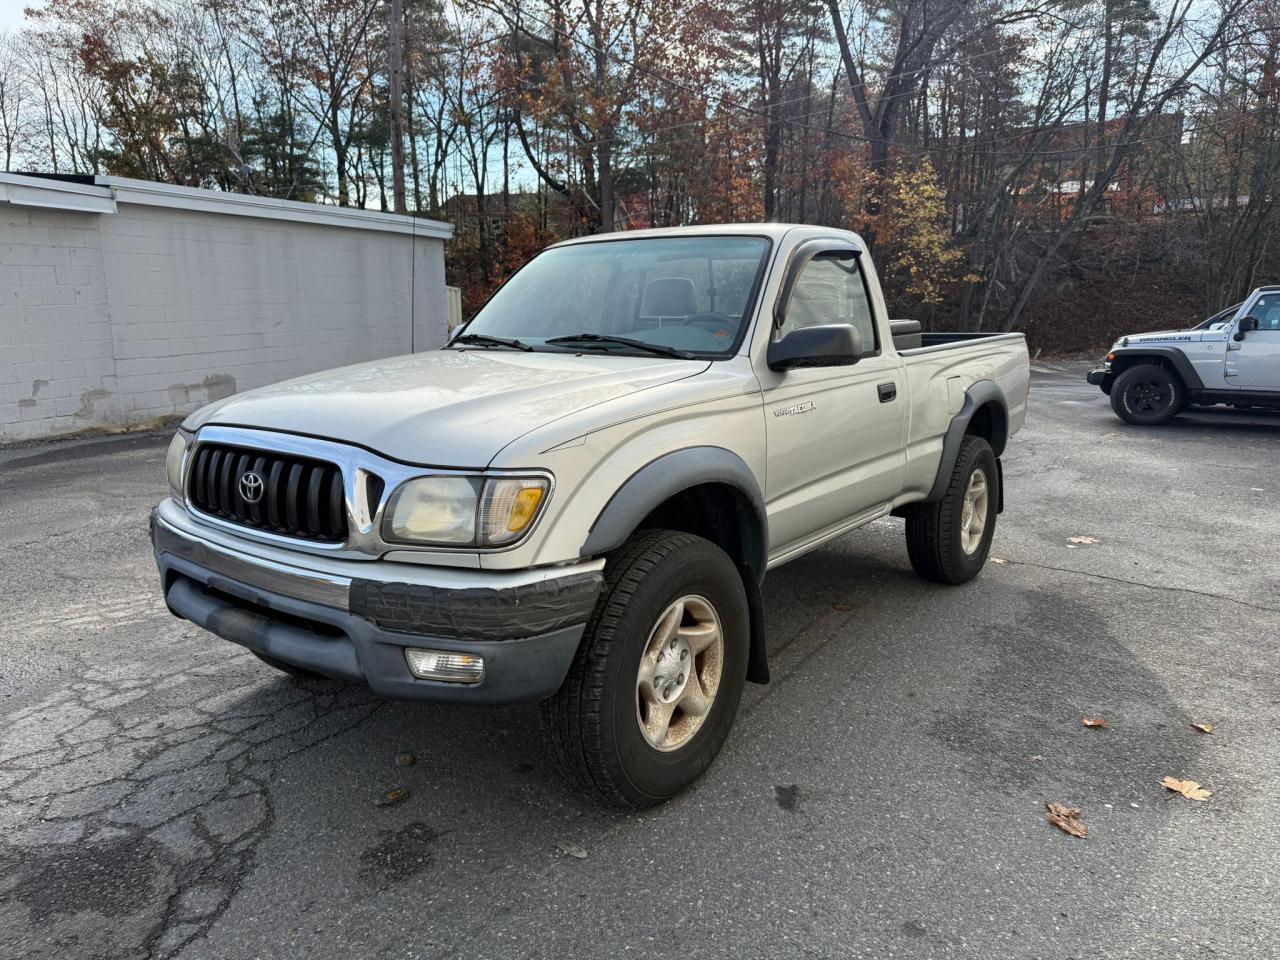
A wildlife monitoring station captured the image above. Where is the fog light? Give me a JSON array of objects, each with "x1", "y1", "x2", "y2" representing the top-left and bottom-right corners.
[{"x1": 404, "y1": 648, "x2": 484, "y2": 684}]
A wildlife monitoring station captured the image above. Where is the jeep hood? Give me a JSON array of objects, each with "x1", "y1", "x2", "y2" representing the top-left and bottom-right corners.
[
  {"x1": 1116, "y1": 329, "x2": 1206, "y2": 346},
  {"x1": 186, "y1": 350, "x2": 709, "y2": 467}
]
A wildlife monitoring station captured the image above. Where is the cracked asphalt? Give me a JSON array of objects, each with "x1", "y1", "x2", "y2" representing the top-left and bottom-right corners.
[{"x1": 2, "y1": 365, "x2": 1278, "y2": 960}]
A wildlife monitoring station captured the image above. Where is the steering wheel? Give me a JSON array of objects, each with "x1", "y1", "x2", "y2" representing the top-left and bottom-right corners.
[{"x1": 678, "y1": 311, "x2": 736, "y2": 331}]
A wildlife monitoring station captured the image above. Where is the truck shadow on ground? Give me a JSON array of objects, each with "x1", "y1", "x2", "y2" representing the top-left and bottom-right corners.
[
  {"x1": 0, "y1": 536, "x2": 1216, "y2": 960},
  {"x1": 747, "y1": 540, "x2": 1211, "y2": 796}
]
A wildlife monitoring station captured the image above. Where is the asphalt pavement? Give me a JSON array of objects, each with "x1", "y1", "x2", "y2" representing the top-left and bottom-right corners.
[{"x1": 1, "y1": 364, "x2": 1278, "y2": 960}]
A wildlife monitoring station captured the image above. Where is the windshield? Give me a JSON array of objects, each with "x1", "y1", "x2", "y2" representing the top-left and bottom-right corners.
[
  {"x1": 456, "y1": 236, "x2": 771, "y2": 357},
  {"x1": 1196, "y1": 301, "x2": 1243, "y2": 330}
]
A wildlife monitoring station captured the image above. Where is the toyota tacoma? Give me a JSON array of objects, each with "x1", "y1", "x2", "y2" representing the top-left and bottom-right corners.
[{"x1": 152, "y1": 224, "x2": 1029, "y2": 806}]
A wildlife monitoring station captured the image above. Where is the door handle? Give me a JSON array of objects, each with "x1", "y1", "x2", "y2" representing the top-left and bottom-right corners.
[{"x1": 877, "y1": 382, "x2": 897, "y2": 403}]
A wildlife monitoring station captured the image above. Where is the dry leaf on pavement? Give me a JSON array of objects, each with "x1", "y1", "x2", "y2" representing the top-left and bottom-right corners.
[
  {"x1": 1191, "y1": 722, "x2": 1213, "y2": 734},
  {"x1": 990, "y1": 557, "x2": 1008, "y2": 564},
  {"x1": 556, "y1": 841, "x2": 589, "y2": 859},
  {"x1": 1082, "y1": 717, "x2": 1107, "y2": 729},
  {"x1": 1161, "y1": 777, "x2": 1212, "y2": 802},
  {"x1": 1046, "y1": 802, "x2": 1087, "y2": 838},
  {"x1": 1068, "y1": 536, "x2": 1099, "y2": 544},
  {"x1": 375, "y1": 787, "x2": 410, "y2": 807},
  {"x1": 831, "y1": 602, "x2": 856, "y2": 612}
]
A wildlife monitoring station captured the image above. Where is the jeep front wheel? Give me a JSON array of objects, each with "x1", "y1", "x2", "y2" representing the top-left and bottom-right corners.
[
  {"x1": 1111, "y1": 363, "x2": 1182, "y2": 425},
  {"x1": 541, "y1": 530, "x2": 749, "y2": 807}
]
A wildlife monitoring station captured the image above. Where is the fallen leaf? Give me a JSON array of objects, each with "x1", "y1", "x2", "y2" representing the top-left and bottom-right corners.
[
  {"x1": 1082, "y1": 717, "x2": 1107, "y2": 729},
  {"x1": 1161, "y1": 776, "x2": 1212, "y2": 802},
  {"x1": 1046, "y1": 802, "x2": 1087, "y2": 838},
  {"x1": 990, "y1": 557, "x2": 1008, "y2": 565},
  {"x1": 395, "y1": 751, "x2": 416, "y2": 767},
  {"x1": 1191, "y1": 722, "x2": 1213, "y2": 734},
  {"x1": 556, "y1": 841, "x2": 588, "y2": 859},
  {"x1": 375, "y1": 787, "x2": 410, "y2": 807},
  {"x1": 1068, "y1": 536, "x2": 1099, "y2": 544},
  {"x1": 831, "y1": 602, "x2": 856, "y2": 612}
]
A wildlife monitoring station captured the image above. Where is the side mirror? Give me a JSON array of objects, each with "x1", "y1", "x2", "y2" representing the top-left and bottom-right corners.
[
  {"x1": 1235, "y1": 315, "x2": 1259, "y2": 341},
  {"x1": 767, "y1": 324, "x2": 862, "y2": 371}
]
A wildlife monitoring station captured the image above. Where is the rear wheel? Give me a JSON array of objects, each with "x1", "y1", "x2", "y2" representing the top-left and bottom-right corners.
[
  {"x1": 904, "y1": 436, "x2": 998, "y2": 585},
  {"x1": 1110, "y1": 363, "x2": 1183, "y2": 425},
  {"x1": 541, "y1": 530, "x2": 749, "y2": 807}
]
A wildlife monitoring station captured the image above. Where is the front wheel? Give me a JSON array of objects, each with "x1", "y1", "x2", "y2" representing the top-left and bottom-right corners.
[
  {"x1": 541, "y1": 530, "x2": 749, "y2": 807},
  {"x1": 903, "y1": 436, "x2": 998, "y2": 584},
  {"x1": 1110, "y1": 363, "x2": 1183, "y2": 425}
]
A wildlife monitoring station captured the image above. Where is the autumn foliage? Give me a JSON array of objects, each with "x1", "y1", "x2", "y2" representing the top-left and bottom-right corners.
[{"x1": 1, "y1": 0, "x2": 1276, "y2": 350}]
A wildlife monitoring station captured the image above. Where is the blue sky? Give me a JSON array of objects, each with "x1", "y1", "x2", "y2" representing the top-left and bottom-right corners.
[{"x1": 1, "y1": 0, "x2": 34, "y2": 33}]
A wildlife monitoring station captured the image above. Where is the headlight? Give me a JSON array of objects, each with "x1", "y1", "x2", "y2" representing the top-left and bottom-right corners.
[
  {"x1": 383, "y1": 474, "x2": 550, "y2": 548},
  {"x1": 166, "y1": 431, "x2": 190, "y2": 499},
  {"x1": 479, "y1": 476, "x2": 549, "y2": 546}
]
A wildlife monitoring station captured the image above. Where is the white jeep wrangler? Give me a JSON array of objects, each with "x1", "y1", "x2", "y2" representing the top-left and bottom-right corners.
[{"x1": 1088, "y1": 285, "x2": 1280, "y2": 424}]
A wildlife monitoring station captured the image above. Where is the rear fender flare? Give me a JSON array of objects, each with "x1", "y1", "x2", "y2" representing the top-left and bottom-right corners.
[{"x1": 926, "y1": 380, "x2": 1008, "y2": 503}]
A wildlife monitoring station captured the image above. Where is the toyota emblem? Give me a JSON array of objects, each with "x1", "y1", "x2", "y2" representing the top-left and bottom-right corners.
[{"x1": 238, "y1": 471, "x2": 265, "y2": 504}]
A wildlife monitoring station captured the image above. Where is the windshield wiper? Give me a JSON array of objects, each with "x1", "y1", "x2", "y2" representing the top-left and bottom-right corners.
[
  {"x1": 545, "y1": 333, "x2": 695, "y2": 360},
  {"x1": 450, "y1": 333, "x2": 533, "y2": 351}
]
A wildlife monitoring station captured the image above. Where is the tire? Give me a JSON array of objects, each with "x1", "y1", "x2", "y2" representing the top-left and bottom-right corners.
[
  {"x1": 903, "y1": 436, "x2": 998, "y2": 585},
  {"x1": 541, "y1": 529, "x2": 749, "y2": 808},
  {"x1": 253, "y1": 652, "x2": 328, "y2": 681},
  {"x1": 1110, "y1": 363, "x2": 1183, "y2": 425}
]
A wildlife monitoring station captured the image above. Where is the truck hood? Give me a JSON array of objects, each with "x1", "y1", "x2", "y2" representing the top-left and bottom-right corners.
[{"x1": 186, "y1": 349, "x2": 709, "y2": 467}]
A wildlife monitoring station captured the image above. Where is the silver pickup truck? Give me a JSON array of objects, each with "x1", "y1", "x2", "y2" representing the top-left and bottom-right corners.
[
  {"x1": 1088, "y1": 285, "x2": 1280, "y2": 424},
  {"x1": 152, "y1": 224, "x2": 1029, "y2": 805}
]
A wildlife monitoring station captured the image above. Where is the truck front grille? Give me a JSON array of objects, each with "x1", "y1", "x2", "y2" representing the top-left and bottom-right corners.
[{"x1": 187, "y1": 442, "x2": 348, "y2": 543}]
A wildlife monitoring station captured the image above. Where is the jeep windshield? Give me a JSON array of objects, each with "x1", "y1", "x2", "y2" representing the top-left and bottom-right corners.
[{"x1": 452, "y1": 236, "x2": 771, "y2": 358}]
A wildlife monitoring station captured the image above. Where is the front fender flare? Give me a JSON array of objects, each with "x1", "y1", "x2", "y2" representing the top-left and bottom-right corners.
[
  {"x1": 579, "y1": 446, "x2": 767, "y2": 578},
  {"x1": 579, "y1": 446, "x2": 771, "y2": 684},
  {"x1": 1108, "y1": 346, "x2": 1205, "y2": 390}
]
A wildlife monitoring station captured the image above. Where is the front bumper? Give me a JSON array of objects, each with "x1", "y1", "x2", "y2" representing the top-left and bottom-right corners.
[
  {"x1": 150, "y1": 500, "x2": 603, "y2": 703},
  {"x1": 1087, "y1": 365, "x2": 1112, "y2": 390}
]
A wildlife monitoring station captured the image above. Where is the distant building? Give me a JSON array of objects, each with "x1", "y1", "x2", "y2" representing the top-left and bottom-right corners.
[
  {"x1": 0, "y1": 172, "x2": 453, "y2": 442},
  {"x1": 997, "y1": 112, "x2": 1184, "y2": 210}
]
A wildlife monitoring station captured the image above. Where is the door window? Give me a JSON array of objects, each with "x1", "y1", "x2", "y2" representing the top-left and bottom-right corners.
[
  {"x1": 1249, "y1": 294, "x2": 1280, "y2": 331},
  {"x1": 778, "y1": 253, "x2": 879, "y2": 356}
]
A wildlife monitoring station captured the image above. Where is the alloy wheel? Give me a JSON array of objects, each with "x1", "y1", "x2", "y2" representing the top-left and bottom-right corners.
[
  {"x1": 959, "y1": 468, "x2": 989, "y2": 555},
  {"x1": 635, "y1": 595, "x2": 724, "y2": 752}
]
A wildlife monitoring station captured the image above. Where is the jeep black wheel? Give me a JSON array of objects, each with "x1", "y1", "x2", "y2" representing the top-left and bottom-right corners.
[
  {"x1": 1111, "y1": 363, "x2": 1182, "y2": 425},
  {"x1": 541, "y1": 529, "x2": 749, "y2": 808}
]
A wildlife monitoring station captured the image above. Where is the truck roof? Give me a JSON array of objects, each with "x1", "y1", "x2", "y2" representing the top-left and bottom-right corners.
[{"x1": 549, "y1": 222, "x2": 867, "y2": 251}]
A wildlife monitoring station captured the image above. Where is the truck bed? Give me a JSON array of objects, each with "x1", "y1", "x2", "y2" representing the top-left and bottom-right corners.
[{"x1": 899, "y1": 331, "x2": 1025, "y2": 355}]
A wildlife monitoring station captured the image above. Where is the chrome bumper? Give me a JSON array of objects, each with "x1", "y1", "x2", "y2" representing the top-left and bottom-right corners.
[
  {"x1": 153, "y1": 507, "x2": 350, "y2": 608},
  {"x1": 150, "y1": 499, "x2": 605, "y2": 702},
  {"x1": 150, "y1": 498, "x2": 604, "y2": 615}
]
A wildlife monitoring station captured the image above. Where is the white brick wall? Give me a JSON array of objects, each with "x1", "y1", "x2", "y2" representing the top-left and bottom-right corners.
[{"x1": 0, "y1": 174, "x2": 452, "y2": 443}]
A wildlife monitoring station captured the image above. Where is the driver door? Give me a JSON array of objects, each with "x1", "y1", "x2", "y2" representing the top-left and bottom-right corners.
[
  {"x1": 1226, "y1": 293, "x2": 1280, "y2": 390},
  {"x1": 760, "y1": 249, "x2": 907, "y2": 554}
]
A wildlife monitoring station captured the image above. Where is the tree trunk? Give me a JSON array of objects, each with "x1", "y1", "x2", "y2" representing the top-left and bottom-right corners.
[{"x1": 388, "y1": 0, "x2": 407, "y2": 214}]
